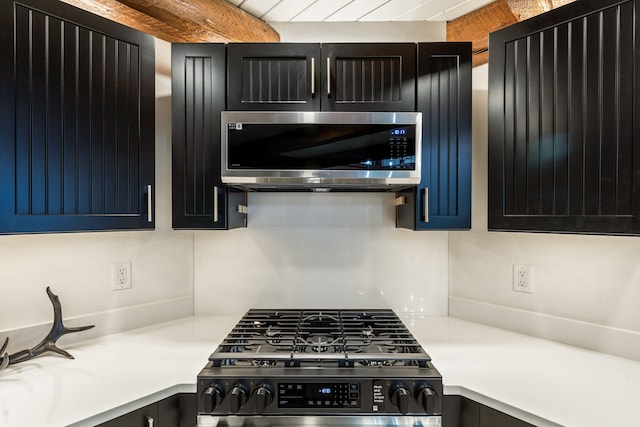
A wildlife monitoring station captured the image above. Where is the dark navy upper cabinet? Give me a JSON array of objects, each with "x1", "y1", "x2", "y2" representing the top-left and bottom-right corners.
[
  {"x1": 321, "y1": 43, "x2": 416, "y2": 112},
  {"x1": 227, "y1": 43, "x2": 321, "y2": 111},
  {"x1": 226, "y1": 43, "x2": 415, "y2": 112},
  {"x1": 0, "y1": 0, "x2": 155, "y2": 233},
  {"x1": 172, "y1": 43, "x2": 246, "y2": 230},
  {"x1": 488, "y1": 0, "x2": 640, "y2": 235},
  {"x1": 397, "y1": 42, "x2": 472, "y2": 230}
]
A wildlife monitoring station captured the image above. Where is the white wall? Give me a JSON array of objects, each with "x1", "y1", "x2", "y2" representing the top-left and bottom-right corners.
[
  {"x1": 449, "y1": 64, "x2": 640, "y2": 361},
  {"x1": 0, "y1": 39, "x2": 193, "y2": 353},
  {"x1": 193, "y1": 21, "x2": 450, "y2": 316},
  {"x1": 194, "y1": 193, "x2": 448, "y2": 315}
]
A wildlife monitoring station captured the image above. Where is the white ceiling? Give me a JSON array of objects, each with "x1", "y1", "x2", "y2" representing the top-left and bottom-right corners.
[{"x1": 227, "y1": 0, "x2": 495, "y2": 23}]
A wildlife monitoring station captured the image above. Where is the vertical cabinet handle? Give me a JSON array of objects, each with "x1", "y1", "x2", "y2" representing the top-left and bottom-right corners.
[
  {"x1": 213, "y1": 186, "x2": 219, "y2": 223},
  {"x1": 326, "y1": 57, "x2": 331, "y2": 97},
  {"x1": 146, "y1": 415, "x2": 154, "y2": 427},
  {"x1": 310, "y1": 57, "x2": 315, "y2": 95},
  {"x1": 423, "y1": 187, "x2": 429, "y2": 223},
  {"x1": 146, "y1": 184, "x2": 153, "y2": 223}
]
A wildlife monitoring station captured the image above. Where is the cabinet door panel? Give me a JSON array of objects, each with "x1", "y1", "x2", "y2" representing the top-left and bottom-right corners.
[
  {"x1": 96, "y1": 403, "x2": 157, "y2": 427},
  {"x1": 227, "y1": 43, "x2": 320, "y2": 111},
  {"x1": 480, "y1": 405, "x2": 533, "y2": 427},
  {"x1": 0, "y1": 0, "x2": 155, "y2": 233},
  {"x1": 397, "y1": 43, "x2": 472, "y2": 230},
  {"x1": 157, "y1": 393, "x2": 197, "y2": 427},
  {"x1": 172, "y1": 43, "x2": 246, "y2": 229},
  {"x1": 488, "y1": 0, "x2": 640, "y2": 234},
  {"x1": 322, "y1": 43, "x2": 416, "y2": 111}
]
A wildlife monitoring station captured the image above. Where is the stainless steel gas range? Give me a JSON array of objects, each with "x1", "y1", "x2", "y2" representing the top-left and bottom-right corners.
[{"x1": 196, "y1": 309, "x2": 443, "y2": 427}]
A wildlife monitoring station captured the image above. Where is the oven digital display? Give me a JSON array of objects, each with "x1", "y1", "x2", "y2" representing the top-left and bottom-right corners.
[{"x1": 278, "y1": 383, "x2": 360, "y2": 409}]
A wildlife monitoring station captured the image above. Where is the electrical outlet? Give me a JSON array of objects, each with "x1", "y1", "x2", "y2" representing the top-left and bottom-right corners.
[
  {"x1": 513, "y1": 264, "x2": 533, "y2": 293},
  {"x1": 112, "y1": 262, "x2": 132, "y2": 290}
]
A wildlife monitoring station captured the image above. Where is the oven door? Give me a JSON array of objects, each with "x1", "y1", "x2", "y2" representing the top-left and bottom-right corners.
[{"x1": 198, "y1": 415, "x2": 442, "y2": 427}]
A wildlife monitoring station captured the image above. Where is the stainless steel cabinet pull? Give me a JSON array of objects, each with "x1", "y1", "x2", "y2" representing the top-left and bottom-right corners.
[
  {"x1": 213, "y1": 186, "x2": 219, "y2": 223},
  {"x1": 326, "y1": 57, "x2": 331, "y2": 97},
  {"x1": 146, "y1": 415, "x2": 154, "y2": 427},
  {"x1": 146, "y1": 184, "x2": 153, "y2": 223},
  {"x1": 423, "y1": 187, "x2": 429, "y2": 223},
  {"x1": 310, "y1": 57, "x2": 315, "y2": 95}
]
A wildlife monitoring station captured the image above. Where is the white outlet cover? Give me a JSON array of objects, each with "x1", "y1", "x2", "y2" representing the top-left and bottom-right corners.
[
  {"x1": 112, "y1": 262, "x2": 132, "y2": 291},
  {"x1": 513, "y1": 264, "x2": 533, "y2": 293}
]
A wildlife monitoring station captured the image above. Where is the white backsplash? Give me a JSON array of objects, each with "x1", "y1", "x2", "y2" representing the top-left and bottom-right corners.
[{"x1": 194, "y1": 192, "x2": 448, "y2": 315}]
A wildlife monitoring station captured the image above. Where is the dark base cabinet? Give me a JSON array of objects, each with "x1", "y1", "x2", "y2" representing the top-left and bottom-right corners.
[
  {"x1": 444, "y1": 396, "x2": 534, "y2": 427},
  {"x1": 97, "y1": 393, "x2": 196, "y2": 427}
]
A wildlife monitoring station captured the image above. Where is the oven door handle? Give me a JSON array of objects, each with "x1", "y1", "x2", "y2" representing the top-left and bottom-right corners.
[{"x1": 197, "y1": 415, "x2": 442, "y2": 427}]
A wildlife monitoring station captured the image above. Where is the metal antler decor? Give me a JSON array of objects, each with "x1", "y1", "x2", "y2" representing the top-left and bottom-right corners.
[
  {"x1": 0, "y1": 338, "x2": 9, "y2": 371},
  {"x1": 0, "y1": 287, "x2": 94, "y2": 371}
]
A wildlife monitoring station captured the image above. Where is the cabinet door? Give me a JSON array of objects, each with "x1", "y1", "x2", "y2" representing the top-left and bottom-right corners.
[
  {"x1": 322, "y1": 43, "x2": 416, "y2": 111},
  {"x1": 227, "y1": 43, "x2": 321, "y2": 111},
  {"x1": 480, "y1": 405, "x2": 533, "y2": 427},
  {"x1": 157, "y1": 393, "x2": 197, "y2": 427},
  {"x1": 443, "y1": 395, "x2": 533, "y2": 427},
  {"x1": 0, "y1": 0, "x2": 155, "y2": 233},
  {"x1": 396, "y1": 43, "x2": 472, "y2": 230},
  {"x1": 96, "y1": 403, "x2": 157, "y2": 427},
  {"x1": 171, "y1": 43, "x2": 246, "y2": 229},
  {"x1": 488, "y1": 0, "x2": 640, "y2": 235}
]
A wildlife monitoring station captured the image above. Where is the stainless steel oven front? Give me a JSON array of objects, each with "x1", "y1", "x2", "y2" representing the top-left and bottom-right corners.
[{"x1": 196, "y1": 310, "x2": 443, "y2": 427}]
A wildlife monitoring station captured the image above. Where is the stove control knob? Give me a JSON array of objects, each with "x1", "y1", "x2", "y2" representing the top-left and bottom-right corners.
[
  {"x1": 390, "y1": 385, "x2": 411, "y2": 414},
  {"x1": 228, "y1": 384, "x2": 248, "y2": 413},
  {"x1": 254, "y1": 384, "x2": 274, "y2": 413},
  {"x1": 202, "y1": 385, "x2": 224, "y2": 413},
  {"x1": 416, "y1": 385, "x2": 438, "y2": 413}
]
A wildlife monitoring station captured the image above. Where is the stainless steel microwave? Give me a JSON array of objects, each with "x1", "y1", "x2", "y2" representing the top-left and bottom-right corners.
[{"x1": 221, "y1": 111, "x2": 422, "y2": 191}]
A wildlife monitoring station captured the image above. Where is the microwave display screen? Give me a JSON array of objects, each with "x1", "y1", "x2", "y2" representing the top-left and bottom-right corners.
[{"x1": 227, "y1": 123, "x2": 416, "y2": 170}]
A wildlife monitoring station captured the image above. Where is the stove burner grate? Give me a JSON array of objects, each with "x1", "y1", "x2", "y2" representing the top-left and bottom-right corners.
[{"x1": 210, "y1": 309, "x2": 431, "y2": 368}]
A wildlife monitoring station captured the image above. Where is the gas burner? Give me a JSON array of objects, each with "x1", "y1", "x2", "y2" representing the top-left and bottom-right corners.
[
  {"x1": 265, "y1": 326, "x2": 281, "y2": 345},
  {"x1": 356, "y1": 359, "x2": 397, "y2": 367},
  {"x1": 296, "y1": 335, "x2": 343, "y2": 353},
  {"x1": 361, "y1": 326, "x2": 375, "y2": 344},
  {"x1": 251, "y1": 359, "x2": 277, "y2": 367}
]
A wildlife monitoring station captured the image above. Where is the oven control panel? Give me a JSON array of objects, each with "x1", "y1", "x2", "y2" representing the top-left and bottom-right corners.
[
  {"x1": 197, "y1": 375, "x2": 443, "y2": 416},
  {"x1": 278, "y1": 382, "x2": 360, "y2": 409}
]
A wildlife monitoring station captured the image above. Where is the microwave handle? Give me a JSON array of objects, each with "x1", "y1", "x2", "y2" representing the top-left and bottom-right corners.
[
  {"x1": 310, "y1": 57, "x2": 315, "y2": 96},
  {"x1": 326, "y1": 57, "x2": 331, "y2": 97},
  {"x1": 213, "y1": 186, "x2": 219, "y2": 223}
]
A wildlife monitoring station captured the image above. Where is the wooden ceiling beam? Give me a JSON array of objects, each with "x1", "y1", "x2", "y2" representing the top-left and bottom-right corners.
[
  {"x1": 446, "y1": 0, "x2": 575, "y2": 67},
  {"x1": 61, "y1": 0, "x2": 280, "y2": 43}
]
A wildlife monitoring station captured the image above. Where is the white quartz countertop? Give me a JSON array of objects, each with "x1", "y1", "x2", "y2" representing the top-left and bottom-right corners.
[{"x1": 1, "y1": 315, "x2": 639, "y2": 427}]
